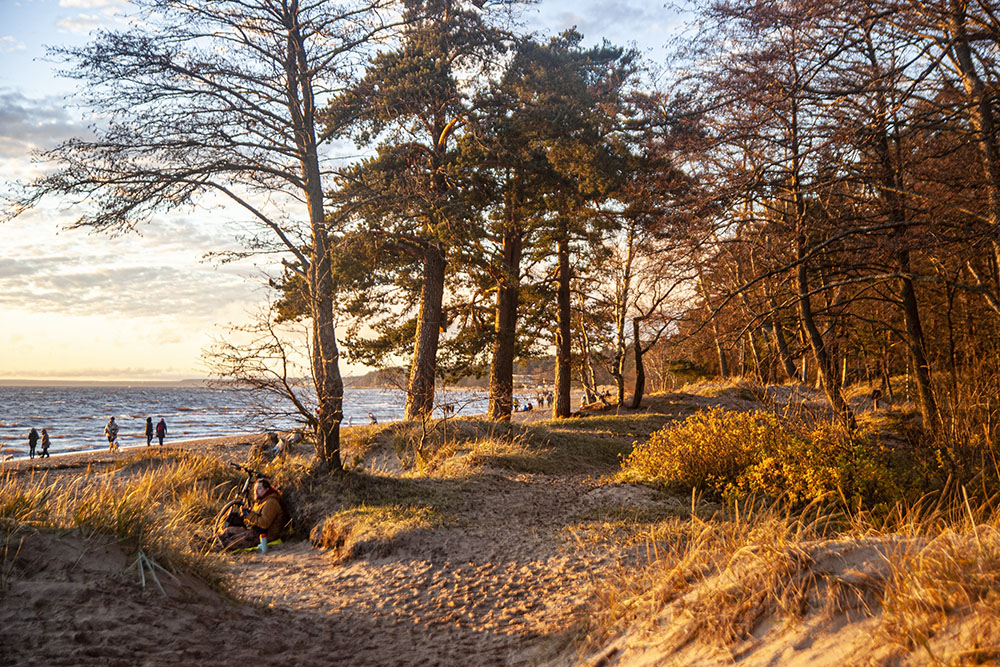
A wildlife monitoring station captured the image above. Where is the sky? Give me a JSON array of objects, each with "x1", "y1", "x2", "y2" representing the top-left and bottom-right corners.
[{"x1": 0, "y1": 0, "x2": 679, "y2": 382}]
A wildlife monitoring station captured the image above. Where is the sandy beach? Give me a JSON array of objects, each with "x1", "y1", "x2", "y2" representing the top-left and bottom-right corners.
[{"x1": 0, "y1": 405, "x2": 633, "y2": 667}]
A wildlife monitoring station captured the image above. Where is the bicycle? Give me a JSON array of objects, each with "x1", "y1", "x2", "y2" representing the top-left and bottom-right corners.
[
  {"x1": 210, "y1": 462, "x2": 264, "y2": 547},
  {"x1": 211, "y1": 462, "x2": 293, "y2": 550}
]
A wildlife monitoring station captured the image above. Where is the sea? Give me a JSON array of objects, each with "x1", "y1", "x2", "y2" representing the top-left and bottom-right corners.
[{"x1": 0, "y1": 384, "x2": 491, "y2": 460}]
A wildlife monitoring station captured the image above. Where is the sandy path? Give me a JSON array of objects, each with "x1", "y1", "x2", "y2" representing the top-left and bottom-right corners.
[{"x1": 230, "y1": 472, "x2": 625, "y2": 666}]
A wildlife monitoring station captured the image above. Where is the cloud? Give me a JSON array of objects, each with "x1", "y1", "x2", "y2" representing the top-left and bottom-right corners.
[
  {"x1": 56, "y1": 0, "x2": 131, "y2": 34},
  {"x1": 0, "y1": 36, "x2": 27, "y2": 53},
  {"x1": 56, "y1": 13, "x2": 104, "y2": 33},
  {"x1": 59, "y1": 0, "x2": 119, "y2": 8},
  {"x1": 0, "y1": 90, "x2": 83, "y2": 159},
  {"x1": 532, "y1": 1, "x2": 677, "y2": 50},
  {"x1": 0, "y1": 256, "x2": 263, "y2": 319}
]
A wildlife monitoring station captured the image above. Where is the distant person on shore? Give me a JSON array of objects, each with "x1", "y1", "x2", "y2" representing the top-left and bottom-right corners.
[
  {"x1": 105, "y1": 417, "x2": 119, "y2": 451},
  {"x1": 28, "y1": 427, "x2": 39, "y2": 459},
  {"x1": 144, "y1": 417, "x2": 154, "y2": 446},
  {"x1": 368, "y1": 412, "x2": 377, "y2": 425},
  {"x1": 39, "y1": 429, "x2": 50, "y2": 458},
  {"x1": 155, "y1": 418, "x2": 167, "y2": 446}
]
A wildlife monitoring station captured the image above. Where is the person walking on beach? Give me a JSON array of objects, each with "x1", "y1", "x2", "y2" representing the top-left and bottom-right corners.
[
  {"x1": 105, "y1": 416, "x2": 119, "y2": 451},
  {"x1": 155, "y1": 418, "x2": 167, "y2": 446},
  {"x1": 28, "y1": 427, "x2": 39, "y2": 459},
  {"x1": 39, "y1": 429, "x2": 50, "y2": 458},
  {"x1": 144, "y1": 417, "x2": 154, "y2": 446}
]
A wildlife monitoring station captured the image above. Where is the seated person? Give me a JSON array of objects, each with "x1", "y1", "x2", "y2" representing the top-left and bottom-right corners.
[{"x1": 218, "y1": 477, "x2": 288, "y2": 550}]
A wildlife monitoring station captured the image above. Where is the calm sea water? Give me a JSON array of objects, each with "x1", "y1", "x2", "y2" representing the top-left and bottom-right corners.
[{"x1": 0, "y1": 385, "x2": 489, "y2": 459}]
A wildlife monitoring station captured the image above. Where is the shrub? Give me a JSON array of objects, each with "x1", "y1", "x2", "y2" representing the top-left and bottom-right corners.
[{"x1": 620, "y1": 407, "x2": 900, "y2": 507}]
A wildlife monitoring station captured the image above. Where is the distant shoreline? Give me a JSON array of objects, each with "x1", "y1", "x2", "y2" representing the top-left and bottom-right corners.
[{"x1": 0, "y1": 378, "x2": 212, "y2": 388}]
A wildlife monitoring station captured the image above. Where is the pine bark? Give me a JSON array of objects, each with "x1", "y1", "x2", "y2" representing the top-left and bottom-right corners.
[
  {"x1": 487, "y1": 213, "x2": 522, "y2": 421},
  {"x1": 404, "y1": 242, "x2": 446, "y2": 420},
  {"x1": 286, "y1": 11, "x2": 343, "y2": 470},
  {"x1": 628, "y1": 318, "x2": 645, "y2": 409},
  {"x1": 553, "y1": 232, "x2": 572, "y2": 418}
]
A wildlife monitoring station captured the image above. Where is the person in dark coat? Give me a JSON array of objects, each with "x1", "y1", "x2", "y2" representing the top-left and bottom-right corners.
[
  {"x1": 144, "y1": 417, "x2": 154, "y2": 446},
  {"x1": 39, "y1": 429, "x2": 51, "y2": 458},
  {"x1": 28, "y1": 428, "x2": 39, "y2": 459},
  {"x1": 155, "y1": 418, "x2": 167, "y2": 446},
  {"x1": 105, "y1": 417, "x2": 119, "y2": 451}
]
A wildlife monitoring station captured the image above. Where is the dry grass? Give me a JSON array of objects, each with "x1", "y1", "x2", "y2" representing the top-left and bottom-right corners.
[
  {"x1": 572, "y1": 489, "x2": 1000, "y2": 665},
  {"x1": 581, "y1": 497, "x2": 836, "y2": 647},
  {"x1": 309, "y1": 504, "x2": 443, "y2": 562},
  {"x1": 336, "y1": 415, "x2": 636, "y2": 478},
  {"x1": 0, "y1": 450, "x2": 233, "y2": 584}
]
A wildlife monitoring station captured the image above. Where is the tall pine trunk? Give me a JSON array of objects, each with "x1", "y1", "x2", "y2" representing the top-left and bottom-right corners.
[
  {"x1": 628, "y1": 318, "x2": 645, "y2": 409},
  {"x1": 488, "y1": 217, "x2": 522, "y2": 421},
  {"x1": 405, "y1": 242, "x2": 446, "y2": 419},
  {"x1": 553, "y1": 232, "x2": 572, "y2": 418},
  {"x1": 286, "y1": 15, "x2": 343, "y2": 471}
]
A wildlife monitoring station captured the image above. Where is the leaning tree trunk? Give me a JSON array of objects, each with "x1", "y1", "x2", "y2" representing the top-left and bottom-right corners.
[
  {"x1": 286, "y1": 17, "x2": 343, "y2": 471},
  {"x1": 553, "y1": 232, "x2": 572, "y2": 418},
  {"x1": 795, "y1": 221, "x2": 855, "y2": 429},
  {"x1": 405, "y1": 242, "x2": 446, "y2": 420},
  {"x1": 487, "y1": 215, "x2": 522, "y2": 421},
  {"x1": 866, "y1": 63, "x2": 940, "y2": 432},
  {"x1": 786, "y1": 84, "x2": 855, "y2": 428},
  {"x1": 628, "y1": 318, "x2": 645, "y2": 409}
]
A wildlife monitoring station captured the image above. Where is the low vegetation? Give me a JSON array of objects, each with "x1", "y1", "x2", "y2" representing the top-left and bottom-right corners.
[
  {"x1": 572, "y1": 490, "x2": 1000, "y2": 664},
  {"x1": 619, "y1": 407, "x2": 925, "y2": 509},
  {"x1": 1, "y1": 451, "x2": 239, "y2": 585}
]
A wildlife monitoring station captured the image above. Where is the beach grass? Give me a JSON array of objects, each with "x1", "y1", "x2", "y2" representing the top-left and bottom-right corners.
[
  {"x1": 568, "y1": 490, "x2": 1000, "y2": 664},
  {"x1": 0, "y1": 450, "x2": 232, "y2": 585}
]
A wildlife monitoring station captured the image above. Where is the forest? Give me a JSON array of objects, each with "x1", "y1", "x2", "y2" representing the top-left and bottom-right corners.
[{"x1": 12, "y1": 0, "x2": 1000, "y2": 481}]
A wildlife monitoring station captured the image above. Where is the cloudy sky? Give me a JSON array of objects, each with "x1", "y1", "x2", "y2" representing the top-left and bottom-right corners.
[{"x1": 0, "y1": 0, "x2": 678, "y2": 381}]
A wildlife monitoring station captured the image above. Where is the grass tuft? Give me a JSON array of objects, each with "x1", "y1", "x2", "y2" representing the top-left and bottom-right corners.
[{"x1": 1, "y1": 451, "x2": 231, "y2": 585}]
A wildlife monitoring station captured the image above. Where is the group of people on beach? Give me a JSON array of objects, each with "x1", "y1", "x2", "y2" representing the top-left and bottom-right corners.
[
  {"x1": 27, "y1": 416, "x2": 170, "y2": 458},
  {"x1": 26, "y1": 427, "x2": 50, "y2": 459},
  {"x1": 103, "y1": 416, "x2": 167, "y2": 452}
]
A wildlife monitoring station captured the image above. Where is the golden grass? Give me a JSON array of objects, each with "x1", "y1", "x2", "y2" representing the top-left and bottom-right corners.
[
  {"x1": 575, "y1": 490, "x2": 1000, "y2": 665},
  {"x1": 0, "y1": 450, "x2": 233, "y2": 583},
  {"x1": 310, "y1": 504, "x2": 443, "y2": 562}
]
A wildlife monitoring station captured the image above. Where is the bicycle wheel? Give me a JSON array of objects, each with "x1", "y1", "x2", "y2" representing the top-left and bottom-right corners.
[{"x1": 212, "y1": 498, "x2": 244, "y2": 536}]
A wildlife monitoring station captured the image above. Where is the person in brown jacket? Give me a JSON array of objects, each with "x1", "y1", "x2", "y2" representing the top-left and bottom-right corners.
[
  {"x1": 218, "y1": 477, "x2": 287, "y2": 550},
  {"x1": 242, "y1": 478, "x2": 286, "y2": 543}
]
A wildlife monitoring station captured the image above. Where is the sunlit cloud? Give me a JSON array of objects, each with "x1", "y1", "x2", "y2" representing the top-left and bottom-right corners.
[
  {"x1": 0, "y1": 259, "x2": 262, "y2": 318},
  {"x1": 56, "y1": 13, "x2": 104, "y2": 33},
  {"x1": 0, "y1": 36, "x2": 27, "y2": 53}
]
